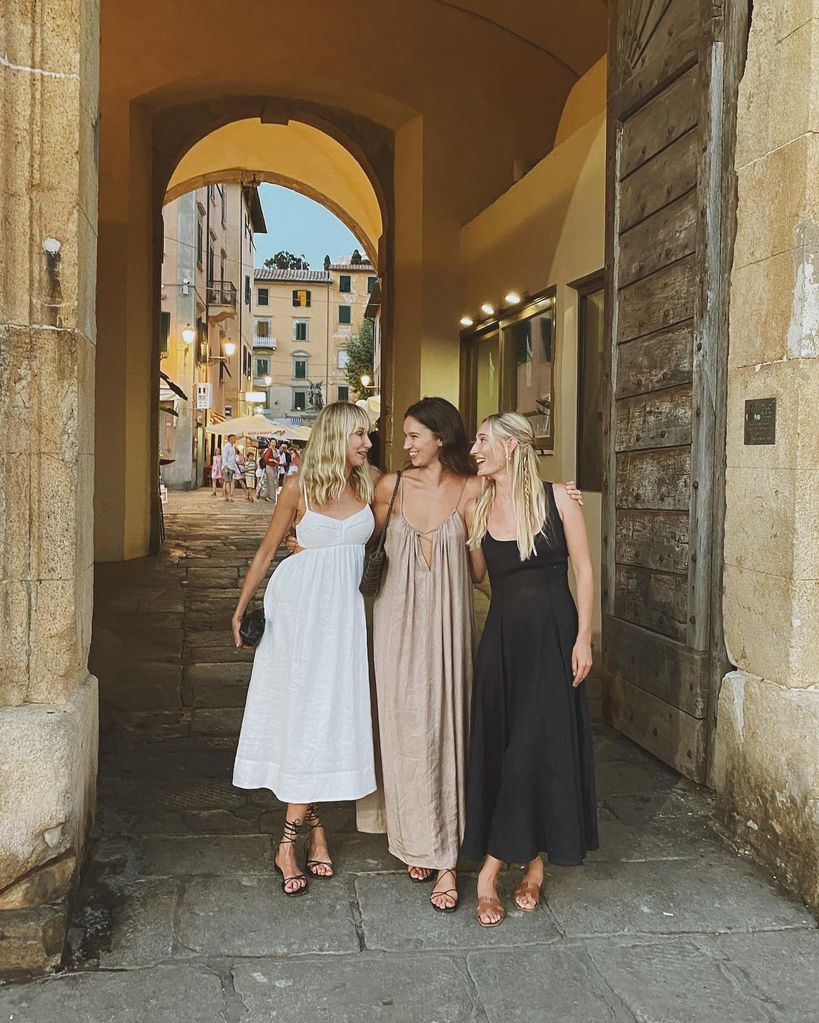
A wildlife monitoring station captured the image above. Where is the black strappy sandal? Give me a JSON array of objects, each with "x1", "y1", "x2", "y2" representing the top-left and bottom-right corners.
[
  {"x1": 274, "y1": 818, "x2": 309, "y2": 897},
  {"x1": 305, "y1": 804, "x2": 334, "y2": 879},
  {"x1": 429, "y1": 869, "x2": 459, "y2": 914}
]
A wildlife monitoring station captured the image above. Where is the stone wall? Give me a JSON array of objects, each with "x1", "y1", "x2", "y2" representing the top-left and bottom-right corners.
[
  {"x1": 0, "y1": 0, "x2": 100, "y2": 972},
  {"x1": 716, "y1": 0, "x2": 819, "y2": 911}
]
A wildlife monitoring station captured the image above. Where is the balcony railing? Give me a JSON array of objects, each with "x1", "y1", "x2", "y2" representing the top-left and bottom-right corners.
[
  {"x1": 253, "y1": 335, "x2": 277, "y2": 349},
  {"x1": 207, "y1": 280, "x2": 237, "y2": 306}
]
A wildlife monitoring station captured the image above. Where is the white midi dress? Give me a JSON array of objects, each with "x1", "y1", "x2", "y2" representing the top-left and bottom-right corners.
[{"x1": 233, "y1": 499, "x2": 376, "y2": 803}]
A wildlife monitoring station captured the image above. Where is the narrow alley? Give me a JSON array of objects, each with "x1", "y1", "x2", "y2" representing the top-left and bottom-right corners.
[{"x1": 1, "y1": 492, "x2": 816, "y2": 1022}]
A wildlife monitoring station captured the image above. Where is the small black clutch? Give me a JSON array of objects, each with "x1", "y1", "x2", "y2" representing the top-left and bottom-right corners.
[{"x1": 239, "y1": 608, "x2": 266, "y2": 647}]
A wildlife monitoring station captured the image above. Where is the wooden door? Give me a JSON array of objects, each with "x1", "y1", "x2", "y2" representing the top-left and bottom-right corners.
[{"x1": 602, "y1": 0, "x2": 748, "y2": 782}]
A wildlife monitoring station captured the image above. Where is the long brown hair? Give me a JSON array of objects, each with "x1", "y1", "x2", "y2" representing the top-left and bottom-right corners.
[{"x1": 404, "y1": 397, "x2": 474, "y2": 477}]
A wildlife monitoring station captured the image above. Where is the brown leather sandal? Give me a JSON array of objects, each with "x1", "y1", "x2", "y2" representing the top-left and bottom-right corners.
[
  {"x1": 429, "y1": 869, "x2": 459, "y2": 913},
  {"x1": 512, "y1": 880, "x2": 541, "y2": 912},
  {"x1": 476, "y1": 895, "x2": 506, "y2": 927},
  {"x1": 305, "y1": 804, "x2": 334, "y2": 879}
]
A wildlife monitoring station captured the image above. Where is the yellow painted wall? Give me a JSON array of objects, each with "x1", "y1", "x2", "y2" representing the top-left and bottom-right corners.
[{"x1": 459, "y1": 64, "x2": 606, "y2": 645}]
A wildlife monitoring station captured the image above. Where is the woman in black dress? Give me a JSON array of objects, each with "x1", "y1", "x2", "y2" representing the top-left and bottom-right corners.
[{"x1": 461, "y1": 412, "x2": 597, "y2": 927}]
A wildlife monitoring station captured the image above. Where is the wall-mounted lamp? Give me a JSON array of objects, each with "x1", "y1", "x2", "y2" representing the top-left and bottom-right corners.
[
  {"x1": 263, "y1": 375, "x2": 272, "y2": 387},
  {"x1": 360, "y1": 373, "x2": 372, "y2": 387},
  {"x1": 223, "y1": 340, "x2": 236, "y2": 357},
  {"x1": 182, "y1": 323, "x2": 197, "y2": 345}
]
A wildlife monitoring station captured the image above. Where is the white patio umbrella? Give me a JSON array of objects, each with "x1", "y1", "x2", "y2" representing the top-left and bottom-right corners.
[
  {"x1": 205, "y1": 414, "x2": 284, "y2": 437},
  {"x1": 355, "y1": 394, "x2": 381, "y2": 427},
  {"x1": 276, "y1": 423, "x2": 312, "y2": 442}
]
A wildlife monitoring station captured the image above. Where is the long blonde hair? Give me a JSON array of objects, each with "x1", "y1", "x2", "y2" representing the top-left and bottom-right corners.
[
  {"x1": 467, "y1": 412, "x2": 547, "y2": 561},
  {"x1": 300, "y1": 402, "x2": 373, "y2": 507}
]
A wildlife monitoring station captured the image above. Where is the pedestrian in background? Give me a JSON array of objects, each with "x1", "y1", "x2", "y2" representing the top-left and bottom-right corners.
[
  {"x1": 222, "y1": 434, "x2": 239, "y2": 502},
  {"x1": 263, "y1": 441, "x2": 279, "y2": 503},
  {"x1": 278, "y1": 442, "x2": 291, "y2": 488},
  {"x1": 210, "y1": 448, "x2": 223, "y2": 496}
]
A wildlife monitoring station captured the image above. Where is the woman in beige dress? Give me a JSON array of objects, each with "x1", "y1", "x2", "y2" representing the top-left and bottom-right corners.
[{"x1": 371, "y1": 397, "x2": 481, "y2": 912}]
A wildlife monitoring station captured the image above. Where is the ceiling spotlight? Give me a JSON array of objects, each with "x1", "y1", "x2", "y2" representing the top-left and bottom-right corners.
[
  {"x1": 480, "y1": 303, "x2": 495, "y2": 317},
  {"x1": 459, "y1": 316, "x2": 474, "y2": 328},
  {"x1": 504, "y1": 291, "x2": 522, "y2": 305}
]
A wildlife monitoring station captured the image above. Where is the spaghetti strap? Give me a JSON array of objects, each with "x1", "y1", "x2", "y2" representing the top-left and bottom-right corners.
[{"x1": 302, "y1": 483, "x2": 310, "y2": 511}]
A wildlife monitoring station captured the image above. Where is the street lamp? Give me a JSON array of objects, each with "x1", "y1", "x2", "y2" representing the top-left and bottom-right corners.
[
  {"x1": 222, "y1": 340, "x2": 236, "y2": 357},
  {"x1": 360, "y1": 373, "x2": 371, "y2": 388},
  {"x1": 263, "y1": 375, "x2": 272, "y2": 386},
  {"x1": 182, "y1": 323, "x2": 197, "y2": 345}
]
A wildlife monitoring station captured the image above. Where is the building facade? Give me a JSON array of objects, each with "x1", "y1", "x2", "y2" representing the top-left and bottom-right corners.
[
  {"x1": 160, "y1": 183, "x2": 266, "y2": 488},
  {"x1": 252, "y1": 259, "x2": 376, "y2": 419}
]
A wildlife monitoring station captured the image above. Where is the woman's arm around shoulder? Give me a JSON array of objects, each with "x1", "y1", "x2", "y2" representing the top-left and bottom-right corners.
[
  {"x1": 460, "y1": 480, "x2": 486, "y2": 585},
  {"x1": 231, "y1": 477, "x2": 301, "y2": 647},
  {"x1": 552, "y1": 483, "x2": 593, "y2": 687}
]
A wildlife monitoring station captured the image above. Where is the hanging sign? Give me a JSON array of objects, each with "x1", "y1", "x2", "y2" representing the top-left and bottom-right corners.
[{"x1": 196, "y1": 383, "x2": 212, "y2": 410}]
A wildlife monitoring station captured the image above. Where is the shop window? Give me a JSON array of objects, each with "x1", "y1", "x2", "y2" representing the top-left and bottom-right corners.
[
  {"x1": 460, "y1": 290, "x2": 555, "y2": 450},
  {"x1": 339, "y1": 275, "x2": 351, "y2": 293},
  {"x1": 576, "y1": 278, "x2": 605, "y2": 491},
  {"x1": 292, "y1": 289, "x2": 311, "y2": 307},
  {"x1": 338, "y1": 305, "x2": 352, "y2": 325},
  {"x1": 257, "y1": 287, "x2": 269, "y2": 306}
]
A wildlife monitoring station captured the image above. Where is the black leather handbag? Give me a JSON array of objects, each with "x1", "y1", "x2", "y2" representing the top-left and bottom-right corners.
[
  {"x1": 239, "y1": 607, "x2": 266, "y2": 648},
  {"x1": 360, "y1": 471, "x2": 401, "y2": 599}
]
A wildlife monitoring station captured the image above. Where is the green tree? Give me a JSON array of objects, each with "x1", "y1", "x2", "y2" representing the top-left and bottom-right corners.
[
  {"x1": 263, "y1": 250, "x2": 310, "y2": 270},
  {"x1": 344, "y1": 317, "x2": 375, "y2": 396}
]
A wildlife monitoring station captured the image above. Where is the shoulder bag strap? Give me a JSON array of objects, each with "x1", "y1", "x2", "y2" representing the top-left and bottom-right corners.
[{"x1": 374, "y1": 470, "x2": 402, "y2": 555}]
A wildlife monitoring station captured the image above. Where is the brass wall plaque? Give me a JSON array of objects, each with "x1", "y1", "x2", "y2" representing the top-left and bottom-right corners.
[{"x1": 744, "y1": 397, "x2": 776, "y2": 445}]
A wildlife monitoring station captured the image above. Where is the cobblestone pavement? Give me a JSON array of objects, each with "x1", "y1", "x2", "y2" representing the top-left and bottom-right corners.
[{"x1": 2, "y1": 490, "x2": 817, "y2": 1022}]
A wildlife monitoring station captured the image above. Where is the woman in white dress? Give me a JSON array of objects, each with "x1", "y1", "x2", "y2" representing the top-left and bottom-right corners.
[{"x1": 231, "y1": 402, "x2": 376, "y2": 896}]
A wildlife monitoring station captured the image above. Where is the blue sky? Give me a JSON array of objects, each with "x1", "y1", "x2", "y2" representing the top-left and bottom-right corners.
[{"x1": 254, "y1": 184, "x2": 363, "y2": 269}]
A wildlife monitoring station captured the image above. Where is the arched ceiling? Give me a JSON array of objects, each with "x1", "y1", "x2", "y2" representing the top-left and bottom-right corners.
[
  {"x1": 101, "y1": 0, "x2": 609, "y2": 225},
  {"x1": 165, "y1": 120, "x2": 383, "y2": 261}
]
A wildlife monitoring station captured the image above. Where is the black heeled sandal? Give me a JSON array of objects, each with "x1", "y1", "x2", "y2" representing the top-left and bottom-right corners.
[
  {"x1": 274, "y1": 818, "x2": 309, "y2": 897},
  {"x1": 305, "y1": 804, "x2": 334, "y2": 879},
  {"x1": 429, "y1": 868, "x2": 459, "y2": 914}
]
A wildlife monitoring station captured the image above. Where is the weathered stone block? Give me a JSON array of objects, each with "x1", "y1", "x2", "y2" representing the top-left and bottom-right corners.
[
  {"x1": 733, "y1": 133, "x2": 819, "y2": 271},
  {"x1": 0, "y1": 678, "x2": 97, "y2": 893},
  {"x1": 715, "y1": 671, "x2": 819, "y2": 911},
  {"x1": 726, "y1": 358, "x2": 818, "y2": 472},
  {"x1": 0, "y1": 0, "x2": 83, "y2": 77},
  {"x1": 0, "y1": 851, "x2": 76, "y2": 910},
  {"x1": 0, "y1": 901, "x2": 69, "y2": 973},
  {"x1": 728, "y1": 248, "x2": 799, "y2": 369},
  {"x1": 190, "y1": 707, "x2": 243, "y2": 735},
  {"x1": 735, "y1": 17, "x2": 819, "y2": 169},
  {"x1": 0, "y1": 579, "x2": 31, "y2": 705}
]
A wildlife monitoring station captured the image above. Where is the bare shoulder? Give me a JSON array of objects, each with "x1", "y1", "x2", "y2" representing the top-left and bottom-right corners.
[
  {"x1": 280, "y1": 475, "x2": 302, "y2": 503},
  {"x1": 375, "y1": 470, "x2": 400, "y2": 498},
  {"x1": 369, "y1": 466, "x2": 384, "y2": 485},
  {"x1": 463, "y1": 474, "x2": 483, "y2": 500}
]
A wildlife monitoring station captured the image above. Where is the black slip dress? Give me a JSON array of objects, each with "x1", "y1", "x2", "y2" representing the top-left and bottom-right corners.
[{"x1": 461, "y1": 482, "x2": 598, "y2": 865}]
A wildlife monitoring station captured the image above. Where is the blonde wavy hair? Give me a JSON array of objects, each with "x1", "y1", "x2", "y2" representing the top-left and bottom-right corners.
[
  {"x1": 467, "y1": 412, "x2": 547, "y2": 561},
  {"x1": 300, "y1": 402, "x2": 374, "y2": 507}
]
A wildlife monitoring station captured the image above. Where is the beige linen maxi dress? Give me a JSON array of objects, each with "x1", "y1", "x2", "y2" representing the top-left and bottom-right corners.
[{"x1": 370, "y1": 482, "x2": 475, "y2": 870}]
